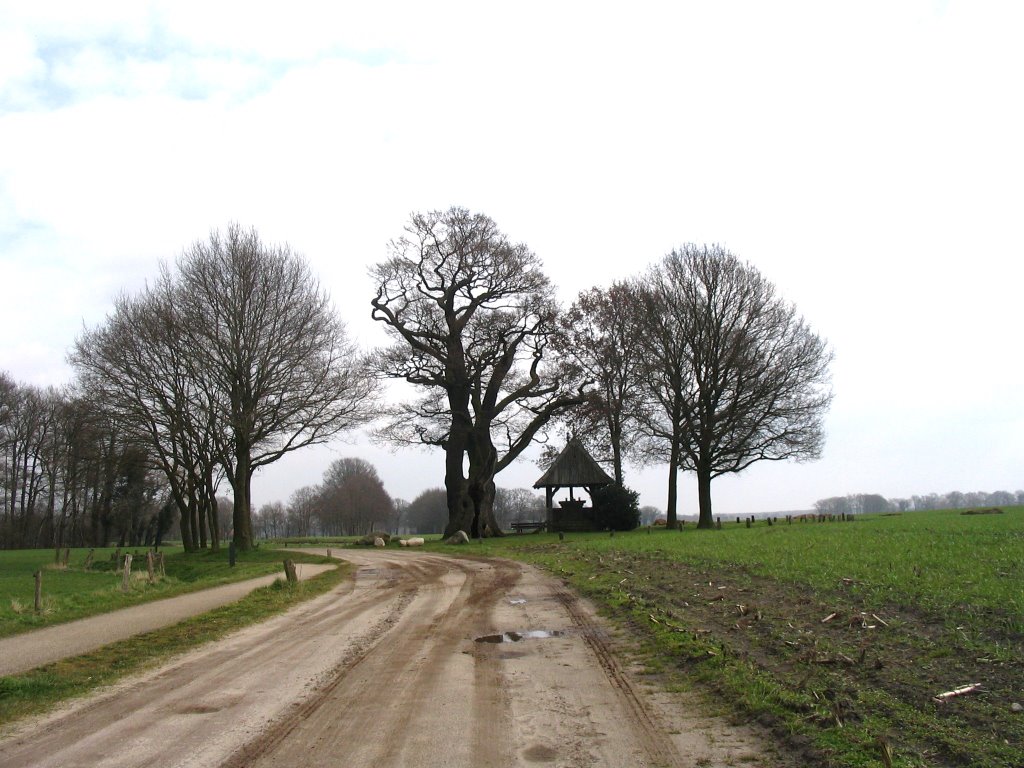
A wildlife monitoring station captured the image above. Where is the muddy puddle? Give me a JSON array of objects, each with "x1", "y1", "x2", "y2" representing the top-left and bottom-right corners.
[{"x1": 474, "y1": 630, "x2": 566, "y2": 644}]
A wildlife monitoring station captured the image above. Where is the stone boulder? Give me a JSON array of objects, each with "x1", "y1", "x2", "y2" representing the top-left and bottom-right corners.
[{"x1": 445, "y1": 530, "x2": 470, "y2": 545}]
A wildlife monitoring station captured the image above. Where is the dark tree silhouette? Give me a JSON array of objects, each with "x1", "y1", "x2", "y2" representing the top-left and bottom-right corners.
[
  {"x1": 371, "y1": 208, "x2": 583, "y2": 538},
  {"x1": 639, "y1": 245, "x2": 833, "y2": 528}
]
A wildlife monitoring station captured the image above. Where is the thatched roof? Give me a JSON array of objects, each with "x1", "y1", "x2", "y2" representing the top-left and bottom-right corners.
[{"x1": 533, "y1": 437, "x2": 614, "y2": 489}]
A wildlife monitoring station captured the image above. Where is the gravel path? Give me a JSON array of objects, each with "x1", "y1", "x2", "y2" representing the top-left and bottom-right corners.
[{"x1": 0, "y1": 562, "x2": 336, "y2": 676}]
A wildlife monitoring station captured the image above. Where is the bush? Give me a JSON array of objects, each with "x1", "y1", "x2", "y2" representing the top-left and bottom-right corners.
[{"x1": 591, "y1": 484, "x2": 640, "y2": 531}]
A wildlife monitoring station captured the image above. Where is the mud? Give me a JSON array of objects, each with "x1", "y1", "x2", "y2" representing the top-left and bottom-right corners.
[{"x1": 0, "y1": 549, "x2": 781, "y2": 767}]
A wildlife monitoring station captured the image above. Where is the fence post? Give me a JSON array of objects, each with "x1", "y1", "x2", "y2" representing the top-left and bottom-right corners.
[
  {"x1": 283, "y1": 559, "x2": 298, "y2": 583},
  {"x1": 147, "y1": 551, "x2": 155, "y2": 583},
  {"x1": 122, "y1": 554, "x2": 133, "y2": 592},
  {"x1": 34, "y1": 570, "x2": 43, "y2": 612}
]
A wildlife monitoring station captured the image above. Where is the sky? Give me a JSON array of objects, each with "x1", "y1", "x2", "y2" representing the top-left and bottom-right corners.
[{"x1": 2, "y1": 1, "x2": 1022, "y2": 516}]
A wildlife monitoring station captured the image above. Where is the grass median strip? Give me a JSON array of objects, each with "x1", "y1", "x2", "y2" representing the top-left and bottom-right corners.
[{"x1": 0, "y1": 562, "x2": 347, "y2": 729}]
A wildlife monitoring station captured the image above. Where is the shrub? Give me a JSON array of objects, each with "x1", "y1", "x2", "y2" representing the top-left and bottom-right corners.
[{"x1": 591, "y1": 484, "x2": 640, "y2": 531}]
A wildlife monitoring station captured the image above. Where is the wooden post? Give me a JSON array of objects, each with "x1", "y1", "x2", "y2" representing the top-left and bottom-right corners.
[
  {"x1": 54, "y1": 547, "x2": 61, "y2": 565},
  {"x1": 62, "y1": 548, "x2": 70, "y2": 567},
  {"x1": 326, "y1": 548, "x2": 332, "y2": 559},
  {"x1": 147, "y1": 551, "x2": 155, "y2": 583},
  {"x1": 157, "y1": 551, "x2": 166, "y2": 577},
  {"x1": 34, "y1": 570, "x2": 42, "y2": 612},
  {"x1": 122, "y1": 554, "x2": 133, "y2": 592},
  {"x1": 83, "y1": 548, "x2": 95, "y2": 570},
  {"x1": 283, "y1": 559, "x2": 298, "y2": 583}
]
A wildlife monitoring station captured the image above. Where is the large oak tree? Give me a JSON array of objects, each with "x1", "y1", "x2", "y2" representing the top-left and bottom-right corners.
[{"x1": 371, "y1": 208, "x2": 583, "y2": 538}]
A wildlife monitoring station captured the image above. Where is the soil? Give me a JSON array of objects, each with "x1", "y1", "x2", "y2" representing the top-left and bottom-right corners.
[
  {"x1": 0, "y1": 549, "x2": 785, "y2": 767},
  {"x1": 564, "y1": 549, "x2": 1023, "y2": 767}
]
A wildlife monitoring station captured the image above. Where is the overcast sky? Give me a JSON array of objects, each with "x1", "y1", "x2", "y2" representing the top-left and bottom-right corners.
[{"x1": 2, "y1": 1, "x2": 1021, "y2": 516}]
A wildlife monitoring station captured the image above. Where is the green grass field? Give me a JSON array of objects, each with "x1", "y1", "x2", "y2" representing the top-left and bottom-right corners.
[
  {"x1": 487, "y1": 507, "x2": 1023, "y2": 628},
  {"x1": 0, "y1": 545, "x2": 331, "y2": 638},
  {"x1": 468, "y1": 507, "x2": 1023, "y2": 768}
]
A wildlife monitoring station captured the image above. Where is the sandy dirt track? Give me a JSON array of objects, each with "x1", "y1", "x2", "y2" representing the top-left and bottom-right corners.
[{"x1": 0, "y1": 549, "x2": 773, "y2": 767}]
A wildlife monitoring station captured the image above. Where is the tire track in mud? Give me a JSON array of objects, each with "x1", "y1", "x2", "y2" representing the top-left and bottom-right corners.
[
  {"x1": 553, "y1": 584, "x2": 686, "y2": 768},
  {"x1": 218, "y1": 585, "x2": 418, "y2": 768},
  {"x1": 228, "y1": 554, "x2": 523, "y2": 767}
]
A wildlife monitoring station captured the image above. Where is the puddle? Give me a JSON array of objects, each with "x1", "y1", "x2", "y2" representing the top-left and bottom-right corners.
[{"x1": 474, "y1": 630, "x2": 565, "y2": 644}]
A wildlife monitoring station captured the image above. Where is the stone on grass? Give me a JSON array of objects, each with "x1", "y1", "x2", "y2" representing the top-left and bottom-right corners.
[{"x1": 445, "y1": 530, "x2": 470, "y2": 545}]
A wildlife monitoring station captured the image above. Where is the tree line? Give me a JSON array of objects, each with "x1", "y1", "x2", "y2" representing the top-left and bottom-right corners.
[
  {"x1": 249, "y1": 463, "x2": 545, "y2": 539},
  {"x1": 372, "y1": 207, "x2": 832, "y2": 535},
  {"x1": 815, "y1": 490, "x2": 1024, "y2": 515},
  {"x1": 3, "y1": 209, "x2": 835, "y2": 548}
]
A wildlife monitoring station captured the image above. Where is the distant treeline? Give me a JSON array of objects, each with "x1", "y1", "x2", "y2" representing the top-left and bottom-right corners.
[{"x1": 814, "y1": 490, "x2": 1021, "y2": 515}]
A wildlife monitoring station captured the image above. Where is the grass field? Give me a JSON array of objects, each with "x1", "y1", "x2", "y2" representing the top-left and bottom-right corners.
[
  {"x1": 467, "y1": 507, "x2": 1023, "y2": 768},
  {"x1": 0, "y1": 545, "x2": 332, "y2": 638}
]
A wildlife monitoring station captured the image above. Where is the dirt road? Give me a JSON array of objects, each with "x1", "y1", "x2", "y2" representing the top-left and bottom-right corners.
[{"x1": 0, "y1": 549, "x2": 772, "y2": 767}]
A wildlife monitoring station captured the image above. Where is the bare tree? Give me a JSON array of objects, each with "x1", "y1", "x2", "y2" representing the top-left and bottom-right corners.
[
  {"x1": 316, "y1": 457, "x2": 393, "y2": 535},
  {"x1": 174, "y1": 224, "x2": 377, "y2": 550},
  {"x1": 371, "y1": 208, "x2": 583, "y2": 538},
  {"x1": 404, "y1": 488, "x2": 449, "y2": 534},
  {"x1": 72, "y1": 275, "x2": 222, "y2": 551},
  {"x1": 554, "y1": 282, "x2": 645, "y2": 485},
  {"x1": 287, "y1": 485, "x2": 320, "y2": 537},
  {"x1": 639, "y1": 245, "x2": 833, "y2": 529}
]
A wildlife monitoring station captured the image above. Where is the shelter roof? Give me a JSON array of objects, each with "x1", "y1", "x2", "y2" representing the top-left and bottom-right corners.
[{"x1": 533, "y1": 437, "x2": 614, "y2": 489}]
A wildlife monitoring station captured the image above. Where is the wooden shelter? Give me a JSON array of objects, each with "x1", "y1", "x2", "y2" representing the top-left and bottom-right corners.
[{"x1": 533, "y1": 437, "x2": 614, "y2": 532}]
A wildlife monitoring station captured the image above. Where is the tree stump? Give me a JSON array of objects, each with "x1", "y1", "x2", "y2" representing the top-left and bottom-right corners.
[{"x1": 283, "y1": 559, "x2": 298, "y2": 583}]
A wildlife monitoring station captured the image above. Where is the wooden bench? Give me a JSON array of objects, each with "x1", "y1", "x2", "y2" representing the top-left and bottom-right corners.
[{"x1": 510, "y1": 521, "x2": 547, "y2": 534}]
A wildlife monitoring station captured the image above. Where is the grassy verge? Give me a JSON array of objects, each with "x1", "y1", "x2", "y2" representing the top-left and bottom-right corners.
[
  {"x1": 471, "y1": 508, "x2": 1023, "y2": 768},
  {"x1": 0, "y1": 561, "x2": 347, "y2": 729},
  {"x1": 0, "y1": 546, "x2": 332, "y2": 638}
]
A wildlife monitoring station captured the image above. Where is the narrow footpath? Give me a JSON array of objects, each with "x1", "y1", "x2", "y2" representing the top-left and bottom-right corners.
[{"x1": 0, "y1": 562, "x2": 335, "y2": 676}]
